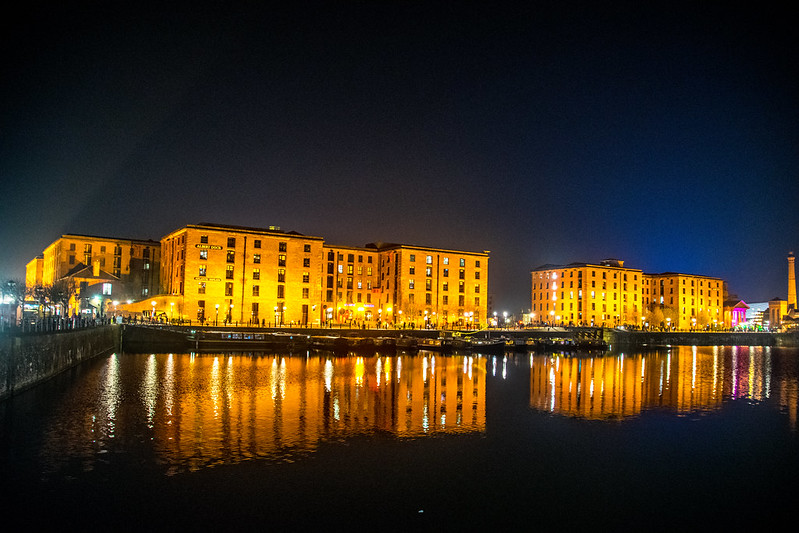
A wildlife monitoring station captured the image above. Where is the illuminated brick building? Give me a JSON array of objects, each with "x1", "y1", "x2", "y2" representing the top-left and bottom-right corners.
[
  {"x1": 159, "y1": 223, "x2": 324, "y2": 325},
  {"x1": 152, "y1": 223, "x2": 489, "y2": 327},
  {"x1": 643, "y1": 272, "x2": 723, "y2": 329},
  {"x1": 321, "y1": 244, "x2": 380, "y2": 324},
  {"x1": 531, "y1": 259, "x2": 643, "y2": 326},
  {"x1": 368, "y1": 242, "x2": 489, "y2": 328},
  {"x1": 531, "y1": 259, "x2": 725, "y2": 328},
  {"x1": 26, "y1": 234, "x2": 160, "y2": 315}
]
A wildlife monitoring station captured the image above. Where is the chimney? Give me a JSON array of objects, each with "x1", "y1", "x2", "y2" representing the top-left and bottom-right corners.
[{"x1": 789, "y1": 252, "x2": 797, "y2": 310}]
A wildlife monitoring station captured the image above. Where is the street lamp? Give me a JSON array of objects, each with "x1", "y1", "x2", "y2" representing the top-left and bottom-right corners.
[
  {"x1": 170, "y1": 302, "x2": 174, "y2": 323},
  {"x1": 215, "y1": 303, "x2": 219, "y2": 325},
  {"x1": 151, "y1": 300, "x2": 156, "y2": 321}
]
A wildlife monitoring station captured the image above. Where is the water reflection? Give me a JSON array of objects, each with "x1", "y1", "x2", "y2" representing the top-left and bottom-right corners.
[
  {"x1": 40, "y1": 352, "x2": 486, "y2": 474},
  {"x1": 529, "y1": 346, "x2": 799, "y2": 425}
]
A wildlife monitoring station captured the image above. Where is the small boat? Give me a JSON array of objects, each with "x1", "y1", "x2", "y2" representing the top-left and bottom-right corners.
[
  {"x1": 416, "y1": 337, "x2": 452, "y2": 352},
  {"x1": 504, "y1": 337, "x2": 528, "y2": 352},
  {"x1": 373, "y1": 337, "x2": 397, "y2": 354},
  {"x1": 396, "y1": 336, "x2": 418, "y2": 352},
  {"x1": 469, "y1": 338, "x2": 505, "y2": 354},
  {"x1": 310, "y1": 335, "x2": 349, "y2": 354}
]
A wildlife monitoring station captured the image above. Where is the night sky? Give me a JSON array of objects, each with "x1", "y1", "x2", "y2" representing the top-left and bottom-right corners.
[{"x1": 2, "y1": 1, "x2": 797, "y2": 313}]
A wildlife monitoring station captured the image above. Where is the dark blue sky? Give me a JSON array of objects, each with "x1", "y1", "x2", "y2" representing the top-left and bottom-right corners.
[{"x1": 2, "y1": 1, "x2": 797, "y2": 312}]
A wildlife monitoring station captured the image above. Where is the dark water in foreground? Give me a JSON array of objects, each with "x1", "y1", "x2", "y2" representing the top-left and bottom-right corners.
[{"x1": 2, "y1": 346, "x2": 799, "y2": 530}]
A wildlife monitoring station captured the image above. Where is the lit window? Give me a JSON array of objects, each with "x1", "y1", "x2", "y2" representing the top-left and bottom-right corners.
[{"x1": 102, "y1": 283, "x2": 112, "y2": 295}]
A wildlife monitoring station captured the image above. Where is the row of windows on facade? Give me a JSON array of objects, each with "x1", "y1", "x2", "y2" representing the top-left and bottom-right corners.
[
  {"x1": 200, "y1": 282, "x2": 308, "y2": 299},
  {"x1": 68, "y1": 254, "x2": 150, "y2": 271},
  {"x1": 197, "y1": 249, "x2": 305, "y2": 267},
  {"x1": 69, "y1": 243, "x2": 151, "y2": 258},
  {"x1": 534, "y1": 270, "x2": 633, "y2": 281},
  {"x1": 533, "y1": 290, "x2": 636, "y2": 301},
  {"x1": 197, "y1": 268, "x2": 310, "y2": 283},
  {"x1": 534, "y1": 280, "x2": 634, "y2": 291},
  {"x1": 324, "y1": 290, "x2": 478, "y2": 307},
  {"x1": 199, "y1": 234, "x2": 311, "y2": 253},
  {"x1": 194, "y1": 300, "x2": 305, "y2": 317},
  {"x1": 532, "y1": 302, "x2": 637, "y2": 313}
]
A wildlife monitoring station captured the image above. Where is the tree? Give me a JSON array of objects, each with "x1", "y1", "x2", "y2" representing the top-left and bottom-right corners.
[
  {"x1": 2, "y1": 279, "x2": 26, "y2": 327},
  {"x1": 48, "y1": 279, "x2": 76, "y2": 316}
]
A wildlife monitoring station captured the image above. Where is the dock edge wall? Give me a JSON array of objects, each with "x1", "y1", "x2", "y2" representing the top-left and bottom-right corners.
[{"x1": 0, "y1": 326, "x2": 121, "y2": 401}]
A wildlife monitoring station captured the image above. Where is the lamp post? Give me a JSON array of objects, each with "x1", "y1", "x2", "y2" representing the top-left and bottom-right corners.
[
  {"x1": 215, "y1": 304, "x2": 219, "y2": 326},
  {"x1": 151, "y1": 300, "x2": 156, "y2": 322},
  {"x1": 666, "y1": 317, "x2": 671, "y2": 331},
  {"x1": 229, "y1": 304, "x2": 234, "y2": 325},
  {"x1": 170, "y1": 302, "x2": 174, "y2": 323}
]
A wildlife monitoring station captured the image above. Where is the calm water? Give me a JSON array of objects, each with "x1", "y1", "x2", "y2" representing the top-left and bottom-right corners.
[{"x1": 2, "y1": 346, "x2": 798, "y2": 530}]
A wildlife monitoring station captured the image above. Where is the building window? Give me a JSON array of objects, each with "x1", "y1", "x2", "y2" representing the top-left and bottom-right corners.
[
  {"x1": 279, "y1": 242, "x2": 287, "y2": 252},
  {"x1": 200, "y1": 235, "x2": 208, "y2": 244},
  {"x1": 225, "y1": 283, "x2": 233, "y2": 296},
  {"x1": 475, "y1": 260, "x2": 480, "y2": 268},
  {"x1": 409, "y1": 254, "x2": 416, "y2": 262},
  {"x1": 409, "y1": 280, "x2": 415, "y2": 289},
  {"x1": 226, "y1": 265, "x2": 234, "y2": 279},
  {"x1": 443, "y1": 295, "x2": 449, "y2": 305},
  {"x1": 278, "y1": 255, "x2": 286, "y2": 267},
  {"x1": 426, "y1": 255, "x2": 432, "y2": 264},
  {"x1": 475, "y1": 271, "x2": 480, "y2": 279},
  {"x1": 409, "y1": 266, "x2": 415, "y2": 275},
  {"x1": 303, "y1": 288, "x2": 309, "y2": 299},
  {"x1": 198, "y1": 282, "x2": 206, "y2": 294},
  {"x1": 475, "y1": 284, "x2": 480, "y2": 293},
  {"x1": 199, "y1": 265, "x2": 207, "y2": 276},
  {"x1": 426, "y1": 266, "x2": 432, "y2": 277},
  {"x1": 69, "y1": 255, "x2": 75, "y2": 265},
  {"x1": 303, "y1": 272, "x2": 310, "y2": 283},
  {"x1": 443, "y1": 257, "x2": 449, "y2": 265},
  {"x1": 252, "y1": 285, "x2": 259, "y2": 296},
  {"x1": 227, "y1": 250, "x2": 235, "y2": 263},
  {"x1": 458, "y1": 295, "x2": 465, "y2": 306},
  {"x1": 425, "y1": 279, "x2": 432, "y2": 291},
  {"x1": 347, "y1": 265, "x2": 354, "y2": 275},
  {"x1": 443, "y1": 282, "x2": 448, "y2": 291},
  {"x1": 303, "y1": 257, "x2": 311, "y2": 267},
  {"x1": 459, "y1": 269, "x2": 465, "y2": 279},
  {"x1": 200, "y1": 250, "x2": 208, "y2": 260},
  {"x1": 443, "y1": 268, "x2": 448, "y2": 277},
  {"x1": 227, "y1": 237, "x2": 235, "y2": 248},
  {"x1": 304, "y1": 244, "x2": 311, "y2": 253},
  {"x1": 253, "y1": 254, "x2": 261, "y2": 263},
  {"x1": 459, "y1": 281, "x2": 464, "y2": 293},
  {"x1": 102, "y1": 283, "x2": 112, "y2": 295},
  {"x1": 278, "y1": 269, "x2": 286, "y2": 282},
  {"x1": 254, "y1": 239, "x2": 261, "y2": 248},
  {"x1": 459, "y1": 258, "x2": 465, "y2": 267},
  {"x1": 253, "y1": 268, "x2": 260, "y2": 280},
  {"x1": 425, "y1": 293, "x2": 432, "y2": 305},
  {"x1": 277, "y1": 285, "x2": 285, "y2": 299}
]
